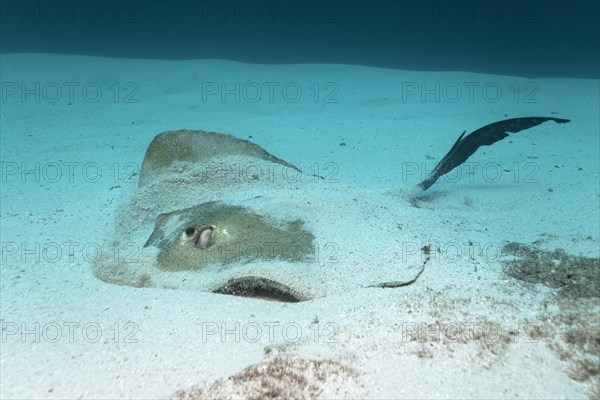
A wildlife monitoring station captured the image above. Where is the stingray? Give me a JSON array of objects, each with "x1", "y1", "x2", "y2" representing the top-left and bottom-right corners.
[{"x1": 95, "y1": 118, "x2": 569, "y2": 301}]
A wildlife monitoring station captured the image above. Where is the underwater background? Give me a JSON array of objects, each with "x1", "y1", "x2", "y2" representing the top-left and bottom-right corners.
[{"x1": 2, "y1": 0, "x2": 599, "y2": 78}]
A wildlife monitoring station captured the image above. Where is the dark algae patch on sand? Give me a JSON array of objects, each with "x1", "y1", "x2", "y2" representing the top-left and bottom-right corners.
[
  {"x1": 502, "y1": 242, "x2": 599, "y2": 299},
  {"x1": 502, "y1": 242, "x2": 599, "y2": 398},
  {"x1": 170, "y1": 357, "x2": 359, "y2": 400}
]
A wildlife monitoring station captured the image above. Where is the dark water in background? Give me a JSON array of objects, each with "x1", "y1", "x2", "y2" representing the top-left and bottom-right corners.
[{"x1": 1, "y1": 0, "x2": 598, "y2": 78}]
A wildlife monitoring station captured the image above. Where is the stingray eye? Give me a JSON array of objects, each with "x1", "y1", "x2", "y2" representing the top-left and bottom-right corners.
[
  {"x1": 180, "y1": 227, "x2": 199, "y2": 244},
  {"x1": 185, "y1": 227, "x2": 196, "y2": 237}
]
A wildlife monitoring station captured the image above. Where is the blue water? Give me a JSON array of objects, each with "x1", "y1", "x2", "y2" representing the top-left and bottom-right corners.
[{"x1": 1, "y1": 0, "x2": 598, "y2": 78}]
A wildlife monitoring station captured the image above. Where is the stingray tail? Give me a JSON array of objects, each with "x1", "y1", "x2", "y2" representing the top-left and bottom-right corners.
[
  {"x1": 418, "y1": 130, "x2": 466, "y2": 192},
  {"x1": 414, "y1": 117, "x2": 570, "y2": 195}
]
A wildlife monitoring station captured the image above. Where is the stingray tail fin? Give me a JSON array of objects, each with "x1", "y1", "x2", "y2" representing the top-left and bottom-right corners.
[
  {"x1": 414, "y1": 117, "x2": 570, "y2": 195},
  {"x1": 418, "y1": 130, "x2": 466, "y2": 192}
]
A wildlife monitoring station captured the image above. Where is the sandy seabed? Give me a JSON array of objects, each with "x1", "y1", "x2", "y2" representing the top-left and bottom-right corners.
[{"x1": 1, "y1": 54, "x2": 598, "y2": 399}]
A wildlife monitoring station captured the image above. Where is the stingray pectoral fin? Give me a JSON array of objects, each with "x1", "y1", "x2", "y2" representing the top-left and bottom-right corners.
[
  {"x1": 138, "y1": 130, "x2": 302, "y2": 187},
  {"x1": 417, "y1": 117, "x2": 570, "y2": 192}
]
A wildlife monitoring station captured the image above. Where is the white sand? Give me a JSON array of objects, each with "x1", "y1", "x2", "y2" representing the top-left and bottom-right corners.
[{"x1": 1, "y1": 54, "x2": 598, "y2": 399}]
